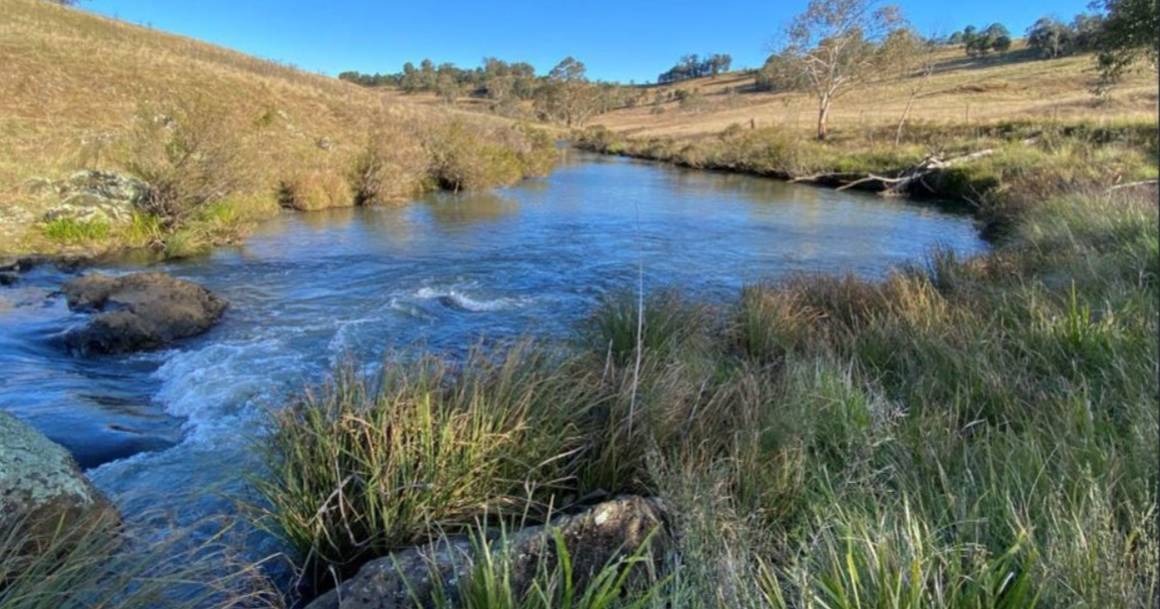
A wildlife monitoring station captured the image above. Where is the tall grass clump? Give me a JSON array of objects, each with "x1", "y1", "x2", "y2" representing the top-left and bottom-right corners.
[
  {"x1": 252, "y1": 344, "x2": 618, "y2": 584},
  {"x1": 583, "y1": 289, "x2": 709, "y2": 366},
  {"x1": 0, "y1": 510, "x2": 281, "y2": 609},
  {"x1": 429, "y1": 526, "x2": 667, "y2": 609},
  {"x1": 39, "y1": 217, "x2": 111, "y2": 245}
]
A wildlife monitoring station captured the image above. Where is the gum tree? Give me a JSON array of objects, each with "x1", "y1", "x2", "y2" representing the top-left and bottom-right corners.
[{"x1": 775, "y1": 0, "x2": 905, "y2": 140}]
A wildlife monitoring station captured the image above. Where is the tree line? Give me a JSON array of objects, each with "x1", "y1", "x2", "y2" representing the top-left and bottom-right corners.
[
  {"x1": 340, "y1": 57, "x2": 646, "y2": 127},
  {"x1": 656, "y1": 53, "x2": 733, "y2": 84},
  {"x1": 946, "y1": 23, "x2": 1013, "y2": 56}
]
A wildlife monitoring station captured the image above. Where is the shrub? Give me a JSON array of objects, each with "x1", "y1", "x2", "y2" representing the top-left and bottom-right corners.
[
  {"x1": 425, "y1": 120, "x2": 555, "y2": 192},
  {"x1": 276, "y1": 169, "x2": 352, "y2": 211},
  {"x1": 349, "y1": 118, "x2": 428, "y2": 205},
  {"x1": 122, "y1": 98, "x2": 246, "y2": 227}
]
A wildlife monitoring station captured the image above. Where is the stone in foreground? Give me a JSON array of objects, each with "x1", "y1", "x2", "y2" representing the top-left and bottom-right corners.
[
  {"x1": 306, "y1": 496, "x2": 668, "y2": 609},
  {"x1": 0, "y1": 410, "x2": 115, "y2": 535},
  {"x1": 62, "y1": 272, "x2": 228, "y2": 354}
]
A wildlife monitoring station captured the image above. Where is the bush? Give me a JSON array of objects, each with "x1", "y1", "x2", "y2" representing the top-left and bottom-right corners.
[
  {"x1": 425, "y1": 120, "x2": 557, "y2": 192},
  {"x1": 122, "y1": 98, "x2": 246, "y2": 227},
  {"x1": 349, "y1": 118, "x2": 428, "y2": 205},
  {"x1": 276, "y1": 169, "x2": 352, "y2": 211}
]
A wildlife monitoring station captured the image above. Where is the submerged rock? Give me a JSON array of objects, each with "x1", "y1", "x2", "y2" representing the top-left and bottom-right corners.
[
  {"x1": 305, "y1": 496, "x2": 669, "y2": 609},
  {"x1": 0, "y1": 410, "x2": 116, "y2": 535},
  {"x1": 62, "y1": 272, "x2": 228, "y2": 354},
  {"x1": 41, "y1": 170, "x2": 150, "y2": 226}
]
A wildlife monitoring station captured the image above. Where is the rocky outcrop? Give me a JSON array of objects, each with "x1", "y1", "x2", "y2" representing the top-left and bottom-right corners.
[
  {"x1": 305, "y1": 496, "x2": 669, "y2": 609},
  {"x1": 0, "y1": 411, "x2": 116, "y2": 535},
  {"x1": 62, "y1": 272, "x2": 227, "y2": 354},
  {"x1": 41, "y1": 171, "x2": 150, "y2": 226}
]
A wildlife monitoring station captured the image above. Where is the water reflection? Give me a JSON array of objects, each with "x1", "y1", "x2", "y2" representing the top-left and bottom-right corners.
[{"x1": 423, "y1": 191, "x2": 520, "y2": 227}]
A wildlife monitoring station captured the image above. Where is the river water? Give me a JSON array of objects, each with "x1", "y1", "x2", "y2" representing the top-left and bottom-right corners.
[{"x1": 0, "y1": 151, "x2": 986, "y2": 528}]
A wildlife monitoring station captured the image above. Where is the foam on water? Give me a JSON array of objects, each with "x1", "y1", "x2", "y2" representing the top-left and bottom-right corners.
[{"x1": 413, "y1": 285, "x2": 531, "y2": 312}]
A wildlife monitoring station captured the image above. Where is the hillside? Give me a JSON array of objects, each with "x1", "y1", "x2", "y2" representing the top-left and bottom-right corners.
[
  {"x1": 589, "y1": 44, "x2": 1158, "y2": 139},
  {"x1": 0, "y1": 0, "x2": 554, "y2": 256}
]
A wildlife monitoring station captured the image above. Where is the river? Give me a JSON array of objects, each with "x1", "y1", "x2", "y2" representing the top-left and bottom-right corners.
[{"x1": 0, "y1": 150, "x2": 986, "y2": 530}]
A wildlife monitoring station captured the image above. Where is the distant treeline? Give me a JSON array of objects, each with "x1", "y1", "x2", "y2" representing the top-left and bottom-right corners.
[
  {"x1": 945, "y1": 23, "x2": 1013, "y2": 56},
  {"x1": 341, "y1": 57, "x2": 647, "y2": 127},
  {"x1": 656, "y1": 54, "x2": 733, "y2": 84}
]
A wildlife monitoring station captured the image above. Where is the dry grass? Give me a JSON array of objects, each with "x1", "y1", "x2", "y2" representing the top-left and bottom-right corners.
[
  {"x1": 591, "y1": 44, "x2": 1158, "y2": 140},
  {"x1": 0, "y1": 0, "x2": 551, "y2": 255}
]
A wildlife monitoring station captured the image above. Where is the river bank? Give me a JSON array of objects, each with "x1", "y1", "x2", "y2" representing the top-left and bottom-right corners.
[{"x1": 573, "y1": 119, "x2": 1158, "y2": 237}]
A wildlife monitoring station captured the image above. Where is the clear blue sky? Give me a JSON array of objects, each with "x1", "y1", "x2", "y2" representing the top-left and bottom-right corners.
[{"x1": 83, "y1": 0, "x2": 1093, "y2": 83}]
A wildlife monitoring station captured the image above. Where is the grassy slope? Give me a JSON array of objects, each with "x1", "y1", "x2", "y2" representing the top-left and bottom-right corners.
[
  {"x1": 0, "y1": 0, "x2": 550, "y2": 256},
  {"x1": 590, "y1": 44, "x2": 1158, "y2": 139}
]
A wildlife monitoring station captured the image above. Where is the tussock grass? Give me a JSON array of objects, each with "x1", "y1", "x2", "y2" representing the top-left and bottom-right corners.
[
  {"x1": 429, "y1": 526, "x2": 667, "y2": 609},
  {"x1": 40, "y1": 217, "x2": 111, "y2": 244},
  {"x1": 256, "y1": 186, "x2": 1158, "y2": 607},
  {"x1": 0, "y1": 509, "x2": 282, "y2": 609},
  {"x1": 583, "y1": 289, "x2": 709, "y2": 366},
  {"x1": 251, "y1": 345, "x2": 611, "y2": 584}
]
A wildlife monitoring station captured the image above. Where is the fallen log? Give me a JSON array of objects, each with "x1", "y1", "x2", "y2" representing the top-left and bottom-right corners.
[{"x1": 793, "y1": 148, "x2": 998, "y2": 197}]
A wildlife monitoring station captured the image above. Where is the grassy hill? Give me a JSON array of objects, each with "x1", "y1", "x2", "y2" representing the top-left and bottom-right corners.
[
  {"x1": 0, "y1": 0, "x2": 555, "y2": 257},
  {"x1": 589, "y1": 43, "x2": 1158, "y2": 140}
]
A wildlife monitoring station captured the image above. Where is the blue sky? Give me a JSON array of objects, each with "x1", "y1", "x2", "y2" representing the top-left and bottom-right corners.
[{"x1": 83, "y1": 0, "x2": 1094, "y2": 83}]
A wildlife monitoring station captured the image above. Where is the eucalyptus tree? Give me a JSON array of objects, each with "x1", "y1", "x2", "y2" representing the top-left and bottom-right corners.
[{"x1": 774, "y1": 0, "x2": 905, "y2": 140}]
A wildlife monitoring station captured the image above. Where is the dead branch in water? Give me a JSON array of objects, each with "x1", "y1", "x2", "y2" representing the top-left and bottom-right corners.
[{"x1": 797, "y1": 147, "x2": 999, "y2": 196}]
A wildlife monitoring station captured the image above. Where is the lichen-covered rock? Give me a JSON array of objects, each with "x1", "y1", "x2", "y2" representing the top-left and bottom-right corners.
[
  {"x1": 0, "y1": 411, "x2": 115, "y2": 534},
  {"x1": 62, "y1": 272, "x2": 228, "y2": 354},
  {"x1": 305, "y1": 496, "x2": 669, "y2": 609},
  {"x1": 41, "y1": 170, "x2": 150, "y2": 225}
]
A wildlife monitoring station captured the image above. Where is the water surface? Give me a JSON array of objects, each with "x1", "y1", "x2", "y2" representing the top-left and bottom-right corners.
[{"x1": 0, "y1": 151, "x2": 986, "y2": 523}]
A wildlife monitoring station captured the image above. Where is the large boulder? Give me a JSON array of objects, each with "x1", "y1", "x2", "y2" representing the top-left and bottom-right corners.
[
  {"x1": 62, "y1": 272, "x2": 227, "y2": 354},
  {"x1": 305, "y1": 496, "x2": 669, "y2": 609},
  {"x1": 0, "y1": 411, "x2": 116, "y2": 535},
  {"x1": 41, "y1": 170, "x2": 150, "y2": 226}
]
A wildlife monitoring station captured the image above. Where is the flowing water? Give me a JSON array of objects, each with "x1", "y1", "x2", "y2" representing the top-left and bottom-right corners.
[{"x1": 0, "y1": 151, "x2": 987, "y2": 529}]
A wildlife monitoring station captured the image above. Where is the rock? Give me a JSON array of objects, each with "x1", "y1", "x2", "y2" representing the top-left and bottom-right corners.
[
  {"x1": 41, "y1": 170, "x2": 150, "y2": 226},
  {"x1": 62, "y1": 272, "x2": 228, "y2": 354},
  {"x1": 0, "y1": 410, "x2": 117, "y2": 535},
  {"x1": 0, "y1": 272, "x2": 17, "y2": 286},
  {"x1": 305, "y1": 496, "x2": 669, "y2": 609}
]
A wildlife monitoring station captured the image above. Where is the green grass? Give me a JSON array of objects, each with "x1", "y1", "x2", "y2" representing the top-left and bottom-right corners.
[
  {"x1": 250, "y1": 344, "x2": 616, "y2": 585},
  {"x1": 40, "y1": 218, "x2": 111, "y2": 245},
  {"x1": 253, "y1": 185, "x2": 1158, "y2": 608},
  {"x1": 575, "y1": 120, "x2": 1158, "y2": 232},
  {"x1": 429, "y1": 526, "x2": 668, "y2": 609},
  {"x1": 0, "y1": 510, "x2": 282, "y2": 609}
]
